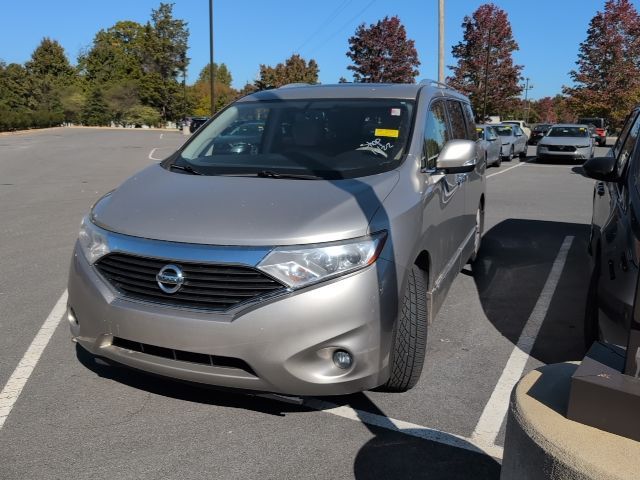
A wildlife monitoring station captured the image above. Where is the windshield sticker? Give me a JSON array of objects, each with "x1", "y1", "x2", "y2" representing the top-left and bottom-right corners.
[
  {"x1": 476, "y1": 128, "x2": 483, "y2": 132},
  {"x1": 579, "y1": 127, "x2": 586, "y2": 131},
  {"x1": 360, "y1": 138, "x2": 394, "y2": 151},
  {"x1": 374, "y1": 128, "x2": 399, "y2": 138},
  {"x1": 390, "y1": 108, "x2": 401, "y2": 116}
]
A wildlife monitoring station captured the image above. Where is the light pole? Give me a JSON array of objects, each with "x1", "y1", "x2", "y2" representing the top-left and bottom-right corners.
[
  {"x1": 209, "y1": 0, "x2": 215, "y2": 116},
  {"x1": 438, "y1": 0, "x2": 445, "y2": 84},
  {"x1": 521, "y1": 77, "x2": 533, "y2": 123}
]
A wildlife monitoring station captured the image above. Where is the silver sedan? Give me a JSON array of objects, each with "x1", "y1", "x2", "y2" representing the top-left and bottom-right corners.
[
  {"x1": 495, "y1": 124, "x2": 528, "y2": 161},
  {"x1": 536, "y1": 124, "x2": 595, "y2": 162},
  {"x1": 476, "y1": 124, "x2": 502, "y2": 167}
]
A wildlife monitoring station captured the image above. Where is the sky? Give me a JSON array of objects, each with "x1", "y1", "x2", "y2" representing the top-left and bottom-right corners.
[{"x1": 0, "y1": 0, "x2": 635, "y2": 100}]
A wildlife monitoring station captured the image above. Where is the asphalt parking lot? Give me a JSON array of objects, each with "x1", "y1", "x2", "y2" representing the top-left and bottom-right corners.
[{"x1": 0, "y1": 128, "x2": 608, "y2": 479}]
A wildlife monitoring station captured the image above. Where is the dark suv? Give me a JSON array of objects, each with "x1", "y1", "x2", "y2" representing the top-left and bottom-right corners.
[{"x1": 584, "y1": 106, "x2": 640, "y2": 373}]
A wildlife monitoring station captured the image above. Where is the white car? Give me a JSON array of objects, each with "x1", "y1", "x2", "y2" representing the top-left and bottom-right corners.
[{"x1": 502, "y1": 120, "x2": 531, "y2": 138}]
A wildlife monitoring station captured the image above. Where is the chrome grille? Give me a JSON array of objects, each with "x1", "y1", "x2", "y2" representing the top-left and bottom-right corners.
[{"x1": 95, "y1": 253, "x2": 285, "y2": 311}]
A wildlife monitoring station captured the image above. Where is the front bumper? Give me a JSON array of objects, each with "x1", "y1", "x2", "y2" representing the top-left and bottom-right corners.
[
  {"x1": 537, "y1": 147, "x2": 591, "y2": 160},
  {"x1": 67, "y1": 243, "x2": 399, "y2": 396}
]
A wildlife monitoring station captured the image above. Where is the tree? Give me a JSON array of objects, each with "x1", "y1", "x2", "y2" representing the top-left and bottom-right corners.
[
  {"x1": 255, "y1": 54, "x2": 319, "y2": 90},
  {"x1": 346, "y1": 16, "x2": 420, "y2": 83},
  {"x1": 531, "y1": 97, "x2": 557, "y2": 124},
  {"x1": 78, "y1": 21, "x2": 146, "y2": 85},
  {"x1": 197, "y1": 62, "x2": 232, "y2": 86},
  {"x1": 563, "y1": 0, "x2": 640, "y2": 129},
  {"x1": 448, "y1": 4, "x2": 523, "y2": 118},
  {"x1": 138, "y1": 3, "x2": 190, "y2": 121},
  {"x1": 82, "y1": 87, "x2": 110, "y2": 125},
  {"x1": 25, "y1": 38, "x2": 74, "y2": 80}
]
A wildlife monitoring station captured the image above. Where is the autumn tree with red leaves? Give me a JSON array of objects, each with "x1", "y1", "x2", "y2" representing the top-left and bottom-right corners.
[
  {"x1": 447, "y1": 4, "x2": 523, "y2": 119},
  {"x1": 564, "y1": 0, "x2": 640, "y2": 129},
  {"x1": 346, "y1": 16, "x2": 420, "y2": 83}
]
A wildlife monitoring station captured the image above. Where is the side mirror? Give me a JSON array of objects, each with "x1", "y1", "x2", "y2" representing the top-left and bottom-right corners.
[
  {"x1": 582, "y1": 156, "x2": 619, "y2": 182},
  {"x1": 435, "y1": 139, "x2": 477, "y2": 173}
]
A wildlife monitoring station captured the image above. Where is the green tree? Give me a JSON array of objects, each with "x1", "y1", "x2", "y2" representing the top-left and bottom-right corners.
[
  {"x1": 197, "y1": 62, "x2": 232, "y2": 86},
  {"x1": 82, "y1": 88, "x2": 110, "y2": 125},
  {"x1": 255, "y1": 54, "x2": 319, "y2": 90},
  {"x1": 124, "y1": 105, "x2": 161, "y2": 127},
  {"x1": 139, "y1": 3, "x2": 190, "y2": 121}
]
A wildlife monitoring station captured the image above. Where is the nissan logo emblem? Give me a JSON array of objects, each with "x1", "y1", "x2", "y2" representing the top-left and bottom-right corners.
[{"x1": 156, "y1": 264, "x2": 184, "y2": 294}]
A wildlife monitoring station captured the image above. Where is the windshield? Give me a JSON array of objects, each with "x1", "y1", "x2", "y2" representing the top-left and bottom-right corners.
[
  {"x1": 547, "y1": 126, "x2": 589, "y2": 137},
  {"x1": 534, "y1": 124, "x2": 551, "y2": 132},
  {"x1": 174, "y1": 99, "x2": 414, "y2": 179},
  {"x1": 578, "y1": 118, "x2": 604, "y2": 128},
  {"x1": 495, "y1": 126, "x2": 514, "y2": 136}
]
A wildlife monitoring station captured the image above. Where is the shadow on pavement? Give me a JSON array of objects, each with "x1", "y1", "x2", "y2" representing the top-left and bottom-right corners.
[
  {"x1": 347, "y1": 394, "x2": 501, "y2": 479},
  {"x1": 471, "y1": 219, "x2": 591, "y2": 364}
]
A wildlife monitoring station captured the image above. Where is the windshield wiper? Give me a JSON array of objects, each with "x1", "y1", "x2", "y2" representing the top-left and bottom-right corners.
[
  {"x1": 169, "y1": 163, "x2": 204, "y2": 175},
  {"x1": 256, "y1": 170, "x2": 320, "y2": 180}
]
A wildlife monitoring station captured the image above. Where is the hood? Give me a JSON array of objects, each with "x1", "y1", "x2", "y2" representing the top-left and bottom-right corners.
[
  {"x1": 92, "y1": 164, "x2": 400, "y2": 246},
  {"x1": 539, "y1": 137, "x2": 591, "y2": 147}
]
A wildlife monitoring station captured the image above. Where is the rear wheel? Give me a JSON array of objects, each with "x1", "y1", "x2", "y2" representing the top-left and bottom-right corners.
[
  {"x1": 381, "y1": 265, "x2": 428, "y2": 392},
  {"x1": 504, "y1": 146, "x2": 514, "y2": 162},
  {"x1": 519, "y1": 145, "x2": 527, "y2": 159},
  {"x1": 494, "y1": 156, "x2": 501, "y2": 167}
]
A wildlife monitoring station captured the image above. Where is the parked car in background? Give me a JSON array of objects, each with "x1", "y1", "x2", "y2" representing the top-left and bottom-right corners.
[
  {"x1": 536, "y1": 124, "x2": 594, "y2": 162},
  {"x1": 67, "y1": 81, "x2": 486, "y2": 396},
  {"x1": 584, "y1": 105, "x2": 640, "y2": 363},
  {"x1": 476, "y1": 124, "x2": 502, "y2": 167},
  {"x1": 529, "y1": 123, "x2": 552, "y2": 145},
  {"x1": 502, "y1": 120, "x2": 531, "y2": 138},
  {"x1": 213, "y1": 120, "x2": 266, "y2": 154},
  {"x1": 577, "y1": 117, "x2": 607, "y2": 146},
  {"x1": 189, "y1": 116, "x2": 209, "y2": 133},
  {"x1": 496, "y1": 124, "x2": 528, "y2": 161}
]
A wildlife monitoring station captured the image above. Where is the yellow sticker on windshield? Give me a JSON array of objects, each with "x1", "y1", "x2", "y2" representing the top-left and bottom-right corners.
[
  {"x1": 579, "y1": 127, "x2": 586, "y2": 131},
  {"x1": 375, "y1": 128, "x2": 399, "y2": 138},
  {"x1": 476, "y1": 128, "x2": 483, "y2": 132}
]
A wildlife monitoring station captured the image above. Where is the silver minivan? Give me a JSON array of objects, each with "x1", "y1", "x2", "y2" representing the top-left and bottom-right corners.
[{"x1": 68, "y1": 81, "x2": 486, "y2": 395}]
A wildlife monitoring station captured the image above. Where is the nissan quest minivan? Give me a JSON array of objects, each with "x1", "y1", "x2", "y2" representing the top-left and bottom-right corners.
[{"x1": 68, "y1": 81, "x2": 485, "y2": 395}]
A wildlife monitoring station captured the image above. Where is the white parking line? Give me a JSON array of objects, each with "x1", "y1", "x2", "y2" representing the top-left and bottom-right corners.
[
  {"x1": 486, "y1": 162, "x2": 524, "y2": 178},
  {"x1": 148, "y1": 148, "x2": 160, "y2": 160},
  {"x1": 305, "y1": 398, "x2": 504, "y2": 460},
  {"x1": 471, "y1": 236, "x2": 574, "y2": 446},
  {"x1": 0, "y1": 290, "x2": 68, "y2": 430}
]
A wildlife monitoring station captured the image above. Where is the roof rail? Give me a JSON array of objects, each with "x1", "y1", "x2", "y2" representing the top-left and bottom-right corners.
[
  {"x1": 419, "y1": 78, "x2": 448, "y2": 89},
  {"x1": 279, "y1": 83, "x2": 312, "y2": 89}
]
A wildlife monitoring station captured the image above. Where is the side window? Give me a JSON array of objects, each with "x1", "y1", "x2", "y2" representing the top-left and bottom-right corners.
[
  {"x1": 487, "y1": 127, "x2": 497, "y2": 141},
  {"x1": 614, "y1": 110, "x2": 638, "y2": 158},
  {"x1": 617, "y1": 112, "x2": 640, "y2": 178},
  {"x1": 447, "y1": 100, "x2": 467, "y2": 140},
  {"x1": 423, "y1": 101, "x2": 450, "y2": 169},
  {"x1": 462, "y1": 102, "x2": 478, "y2": 140}
]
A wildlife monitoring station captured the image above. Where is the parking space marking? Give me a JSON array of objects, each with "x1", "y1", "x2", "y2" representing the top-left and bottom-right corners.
[
  {"x1": 305, "y1": 398, "x2": 504, "y2": 459},
  {"x1": 148, "y1": 148, "x2": 160, "y2": 160},
  {"x1": 0, "y1": 290, "x2": 67, "y2": 430},
  {"x1": 486, "y1": 162, "x2": 524, "y2": 178},
  {"x1": 471, "y1": 236, "x2": 574, "y2": 446}
]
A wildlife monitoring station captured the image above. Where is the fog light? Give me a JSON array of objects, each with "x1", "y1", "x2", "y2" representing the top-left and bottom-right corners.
[{"x1": 333, "y1": 350, "x2": 353, "y2": 369}]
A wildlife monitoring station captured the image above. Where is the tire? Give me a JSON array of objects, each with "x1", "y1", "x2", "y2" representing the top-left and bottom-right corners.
[
  {"x1": 584, "y1": 258, "x2": 602, "y2": 350},
  {"x1": 469, "y1": 205, "x2": 484, "y2": 263},
  {"x1": 519, "y1": 145, "x2": 527, "y2": 159},
  {"x1": 494, "y1": 156, "x2": 501, "y2": 167},
  {"x1": 381, "y1": 265, "x2": 428, "y2": 392},
  {"x1": 503, "y1": 146, "x2": 514, "y2": 162}
]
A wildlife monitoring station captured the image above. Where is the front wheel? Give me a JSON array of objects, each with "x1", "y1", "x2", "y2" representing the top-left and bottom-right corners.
[
  {"x1": 381, "y1": 265, "x2": 428, "y2": 392},
  {"x1": 584, "y1": 261, "x2": 602, "y2": 350},
  {"x1": 469, "y1": 206, "x2": 484, "y2": 263},
  {"x1": 503, "y1": 146, "x2": 514, "y2": 162},
  {"x1": 494, "y1": 156, "x2": 502, "y2": 167}
]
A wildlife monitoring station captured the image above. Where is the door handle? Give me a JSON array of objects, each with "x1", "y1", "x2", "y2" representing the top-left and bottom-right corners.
[{"x1": 596, "y1": 182, "x2": 605, "y2": 196}]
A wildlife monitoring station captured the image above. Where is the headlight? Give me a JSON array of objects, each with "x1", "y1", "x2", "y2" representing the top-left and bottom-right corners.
[
  {"x1": 78, "y1": 215, "x2": 110, "y2": 264},
  {"x1": 257, "y1": 232, "x2": 387, "y2": 289}
]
